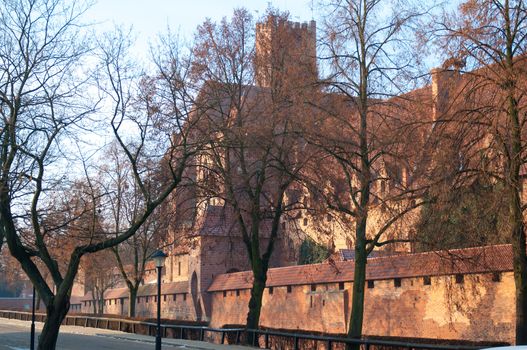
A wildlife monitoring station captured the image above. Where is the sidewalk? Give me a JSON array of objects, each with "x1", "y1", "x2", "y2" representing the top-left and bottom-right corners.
[
  {"x1": 0, "y1": 318, "x2": 259, "y2": 350},
  {"x1": 92, "y1": 328, "x2": 256, "y2": 350}
]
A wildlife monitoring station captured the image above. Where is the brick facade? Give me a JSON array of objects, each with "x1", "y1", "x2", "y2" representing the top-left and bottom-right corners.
[{"x1": 207, "y1": 245, "x2": 516, "y2": 343}]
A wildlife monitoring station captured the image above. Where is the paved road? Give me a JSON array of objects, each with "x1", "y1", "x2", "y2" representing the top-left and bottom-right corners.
[{"x1": 0, "y1": 319, "x2": 251, "y2": 350}]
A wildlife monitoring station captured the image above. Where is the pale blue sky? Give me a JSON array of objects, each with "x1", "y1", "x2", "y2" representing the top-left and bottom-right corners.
[{"x1": 86, "y1": 0, "x2": 315, "y2": 58}]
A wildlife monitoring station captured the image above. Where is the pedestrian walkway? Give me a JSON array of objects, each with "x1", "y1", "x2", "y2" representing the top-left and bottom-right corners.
[{"x1": 0, "y1": 318, "x2": 257, "y2": 350}]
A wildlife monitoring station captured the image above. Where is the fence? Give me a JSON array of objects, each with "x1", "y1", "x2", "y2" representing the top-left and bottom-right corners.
[{"x1": 0, "y1": 310, "x2": 492, "y2": 350}]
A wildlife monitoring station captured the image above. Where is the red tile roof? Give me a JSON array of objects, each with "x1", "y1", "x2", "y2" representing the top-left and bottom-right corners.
[
  {"x1": 208, "y1": 244, "x2": 514, "y2": 292},
  {"x1": 81, "y1": 281, "x2": 188, "y2": 301}
]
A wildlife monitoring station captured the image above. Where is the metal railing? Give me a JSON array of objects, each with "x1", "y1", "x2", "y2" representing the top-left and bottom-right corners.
[{"x1": 0, "y1": 310, "x2": 498, "y2": 350}]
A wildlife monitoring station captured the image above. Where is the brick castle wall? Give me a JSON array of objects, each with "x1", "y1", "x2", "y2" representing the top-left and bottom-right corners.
[{"x1": 208, "y1": 272, "x2": 515, "y2": 344}]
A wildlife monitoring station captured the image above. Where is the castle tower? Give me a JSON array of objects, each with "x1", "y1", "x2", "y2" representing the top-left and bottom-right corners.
[{"x1": 255, "y1": 16, "x2": 317, "y2": 90}]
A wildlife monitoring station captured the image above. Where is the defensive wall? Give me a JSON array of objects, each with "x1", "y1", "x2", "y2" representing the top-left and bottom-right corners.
[{"x1": 79, "y1": 244, "x2": 516, "y2": 344}]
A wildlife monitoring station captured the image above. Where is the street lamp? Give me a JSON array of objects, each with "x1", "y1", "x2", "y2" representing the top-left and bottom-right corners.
[
  {"x1": 30, "y1": 285, "x2": 36, "y2": 350},
  {"x1": 150, "y1": 250, "x2": 167, "y2": 350}
]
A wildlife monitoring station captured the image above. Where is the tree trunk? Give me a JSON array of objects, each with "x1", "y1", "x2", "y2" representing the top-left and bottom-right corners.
[
  {"x1": 347, "y1": 218, "x2": 368, "y2": 350},
  {"x1": 38, "y1": 297, "x2": 70, "y2": 350},
  {"x1": 91, "y1": 296, "x2": 96, "y2": 315},
  {"x1": 245, "y1": 262, "x2": 267, "y2": 345},
  {"x1": 128, "y1": 286, "x2": 138, "y2": 318},
  {"x1": 505, "y1": 64, "x2": 527, "y2": 343},
  {"x1": 511, "y1": 197, "x2": 527, "y2": 344}
]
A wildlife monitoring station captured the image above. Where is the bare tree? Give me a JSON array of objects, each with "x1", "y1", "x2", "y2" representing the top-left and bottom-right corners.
[
  {"x1": 83, "y1": 249, "x2": 118, "y2": 315},
  {"x1": 0, "y1": 2, "x2": 198, "y2": 348},
  {"x1": 317, "y1": 0, "x2": 428, "y2": 343},
  {"x1": 432, "y1": 0, "x2": 527, "y2": 343},
  {"x1": 190, "y1": 9, "x2": 309, "y2": 334}
]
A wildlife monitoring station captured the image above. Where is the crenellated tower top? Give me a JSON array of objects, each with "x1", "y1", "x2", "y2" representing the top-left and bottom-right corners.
[{"x1": 255, "y1": 15, "x2": 318, "y2": 89}]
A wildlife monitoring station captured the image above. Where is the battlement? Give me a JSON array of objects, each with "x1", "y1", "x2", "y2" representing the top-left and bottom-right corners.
[
  {"x1": 256, "y1": 16, "x2": 316, "y2": 34},
  {"x1": 255, "y1": 15, "x2": 318, "y2": 88}
]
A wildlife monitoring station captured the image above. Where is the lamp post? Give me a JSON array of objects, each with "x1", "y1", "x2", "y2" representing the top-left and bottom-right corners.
[
  {"x1": 30, "y1": 285, "x2": 36, "y2": 350},
  {"x1": 150, "y1": 250, "x2": 167, "y2": 350}
]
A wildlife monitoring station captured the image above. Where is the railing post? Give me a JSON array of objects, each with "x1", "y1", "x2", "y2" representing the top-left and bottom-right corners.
[
  {"x1": 200, "y1": 328, "x2": 204, "y2": 341},
  {"x1": 265, "y1": 333, "x2": 269, "y2": 349},
  {"x1": 235, "y1": 330, "x2": 241, "y2": 344},
  {"x1": 221, "y1": 331, "x2": 226, "y2": 344},
  {"x1": 294, "y1": 336, "x2": 299, "y2": 350},
  {"x1": 180, "y1": 327, "x2": 184, "y2": 339},
  {"x1": 327, "y1": 340, "x2": 332, "y2": 350}
]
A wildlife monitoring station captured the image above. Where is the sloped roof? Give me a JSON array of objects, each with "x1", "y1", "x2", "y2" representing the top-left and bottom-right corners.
[
  {"x1": 208, "y1": 244, "x2": 513, "y2": 292},
  {"x1": 338, "y1": 249, "x2": 396, "y2": 261},
  {"x1": 81, "y1": 281, "x2": 188, "y2": 301}
]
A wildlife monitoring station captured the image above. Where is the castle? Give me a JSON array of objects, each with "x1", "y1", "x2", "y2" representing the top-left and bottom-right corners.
[{"x1": 78, "y1": 15, "x2": 522, "y2": 344}]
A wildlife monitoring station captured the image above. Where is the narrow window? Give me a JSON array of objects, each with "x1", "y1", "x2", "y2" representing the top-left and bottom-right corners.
[
  {"x1": 223, "y1": 291, "x2": 227, "y2": 297},
  {"x1": 236, "y1": 290, "x2": 240, "y2": 296},
  {"x1": 455, "y1": 274, "x2": 464, "y2": 284},
  {"x1": 268, "y1": 287, "x2": 274, "y2": 295},
  {"x1": 173, "y1": 294, "x2": 177, "y2": 301},
  {"x1": 287, "y1": 285, "x2": 292, "y2": 293},
  {"x1": 394, "y1": 278, "x2": 402, "y2": 288},
  {"x1": 183, "y1": 293, "x2": 187, "y2": 301},
  {"x1": 492, "y1": 272, "x2": 501, "y2": 282},
  {"x1": 178, "y1": 262, "x2": 181, "y2": 276},
  {"x1": 367, "y1": 280, "x2": 374, "y2": 289},
  {"x1": 163, "y1": 295, "x2": 167, "y2": 302},
  {"x1": 423, "y1": 276, "x2": 431, "y2": 285},
  {"x1": 146, "y1": 296, "x2": 149, "y2": 303},
  {"x1": 339, "y1": 282, "x2": 345, "y2": 290},
  {"x1": 311, "y1": 284, "x2": 316, "y2": 292}
]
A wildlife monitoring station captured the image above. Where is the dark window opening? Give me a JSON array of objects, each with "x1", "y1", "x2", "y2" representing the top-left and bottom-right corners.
[
  {"x1": 183, "y1": 293, "x2": 187, "y2": 301},
  {"x1": 367, "y1": 280, "x2": 374, "y2": 289},
  {"x1": 287, "y1": 285, "x2": 292, "y2": 293},
  {"x1": 394, "y1": 278, "x2": 402, "y2": 288},
  {"x1": 269, "y1": 287, "x2": 274, "y2": 295},
  {"x1": 223, "y1": 291, "x2": 227, "y2": 297},
  {"x1": 236, "y1": 290, "x2": 240, "y2": 296},
  {"x1": 173, "y1": 294, "x2": 177, "y2": 301},
  {"x1": 311, "y1": 284, "x2": 316, "y2": 292},
  {"x1": 492, "y1": 272, "x2": 501, "y2": 282},
  {"x1": 455, "y1": 274, "x2": 464, "y2": 284},
  {"x1": 339, "y1": 282, "x2": 345, "y2": 290},
  {"x1": 178, "y1": 262, "x2": 181, "y2": 276},
  {"x1": 146, "y1": 296, "x2": 149, "y2": 303},
  {"x1": 163, "y1": 295, "x2": 167, "y2": 302},
  {"x1": 423, "y1": 276, "x2": 431, "y2": 285}
]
